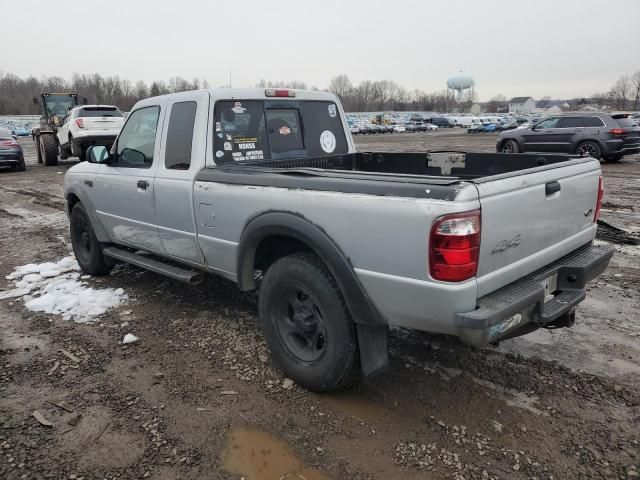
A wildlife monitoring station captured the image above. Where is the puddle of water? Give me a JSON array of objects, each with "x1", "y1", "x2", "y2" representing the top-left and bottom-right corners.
[
  {"x1": 222, "y1": 428, "x2": 329, "y2": 480},
  {"x1": 319, "y1": 391, "x2": 399, "y2": 426}
]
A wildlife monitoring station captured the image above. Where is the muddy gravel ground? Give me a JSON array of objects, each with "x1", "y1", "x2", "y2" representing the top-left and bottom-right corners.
[{"x1": 0, "y1": 130, "x2": 638, "y2": 480}]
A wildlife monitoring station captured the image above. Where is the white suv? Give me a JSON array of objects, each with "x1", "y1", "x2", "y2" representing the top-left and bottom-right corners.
[{"x1": 57, "y1": 105, "x2": 125, "y2": 160}]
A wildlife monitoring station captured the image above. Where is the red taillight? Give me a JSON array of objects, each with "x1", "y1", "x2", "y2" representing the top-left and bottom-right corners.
[
  {"x1": 75, "y1": 118, "x2": 84, "y2": 128},
  {"x1": 429, "y1": 210, "x2": 481, "y2": 282},
  {"x1": 594, "y1": 175, "x2": 604, "y2": 222},
  {"x1": 1, "y1": 140, "x2": 18, "y2": 147},
  {"x1": 265, "y1": 88, "x2": 296, "y2": 98},
  {"x1": 609, "y1": 128, "x2": 628, "y2": 136}
]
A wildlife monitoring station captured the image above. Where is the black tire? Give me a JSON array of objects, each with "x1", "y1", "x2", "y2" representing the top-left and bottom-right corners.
[
  {"x1": 576, "y1": 141, "x2": 602, "y2": 159},
  {"x1": 501, "y1": 139, "x2": 519, "y2": 153},
  {"x1": 14, "y1": 160, "x2": 26, "y2": 172},
  {"x1": 259, "y1": 252, "x2": 360, "y2": 392},
  {"x1": 35, "y1": 136, "x2": 43, "y2": 164},
  {"x1": 59, "y1": 140, "x2": 69, "y2": 160},
  {"x1": 70, "y1": 203, "x2": 114, "y2": 276},
  {"x1": 70, "y1": 137, "x2": 85, "y2": 161},
  {"x1": 40, "y1": 134, "x2": 58, "y2": 166}
]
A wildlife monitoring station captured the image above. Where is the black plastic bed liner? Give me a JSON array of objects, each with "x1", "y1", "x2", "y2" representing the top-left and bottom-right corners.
[{"x1": 196, "y1": 151, "x2": 591, "y2": 200}]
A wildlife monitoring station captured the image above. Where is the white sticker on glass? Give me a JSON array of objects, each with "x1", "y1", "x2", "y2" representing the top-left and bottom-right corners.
[
  {"x1": 328, "y1": 104, "x2": 337, "y2": 118},
  {"x1": 216, "y1": 150, "x2": 224, "y2": 158},
  {"x1": 320, "y1": 130, "x2": 336, "y2": 153},
  {"x1": 231, "y1": 102, "x2": 246, "y2": 114}
]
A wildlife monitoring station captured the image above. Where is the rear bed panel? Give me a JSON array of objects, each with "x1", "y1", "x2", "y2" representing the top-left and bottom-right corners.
[{"x1": 475, "y1": 158, "x2": 601, "y2": 296}]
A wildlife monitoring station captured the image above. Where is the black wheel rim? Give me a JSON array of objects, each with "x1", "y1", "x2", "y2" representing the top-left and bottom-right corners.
[
  {"x1": 578, "y1": 143, "x2": 600, "y2": 157},
  {"x1": 72, "y1": 214, "x2": 92, "y2": 263},
  {"x1": 273, "y1": 284, "x2": 327, "y2": 364},
  {"x1": 502, "y1": 141, "x2": 514, "y2": 153}
]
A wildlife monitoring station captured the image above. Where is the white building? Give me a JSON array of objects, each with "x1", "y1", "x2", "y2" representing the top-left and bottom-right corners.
[{"x1": 508, "y1": 97, "x2": 536, "y2": 114}]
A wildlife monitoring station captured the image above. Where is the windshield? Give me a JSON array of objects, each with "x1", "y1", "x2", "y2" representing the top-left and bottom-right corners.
[{"x1": 44, "y1": 95, "x2": 77, "y2": 117}]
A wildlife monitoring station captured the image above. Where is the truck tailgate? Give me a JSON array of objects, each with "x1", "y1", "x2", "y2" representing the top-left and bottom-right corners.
[{"x1": 475, "y1": 158, "x2": 601, "y2": 297}]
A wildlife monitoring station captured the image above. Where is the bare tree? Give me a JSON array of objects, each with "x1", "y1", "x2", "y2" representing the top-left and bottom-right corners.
[
  {"x1": 609, "y1": 75, "x2": 630, "y2": 110},
  {"x1": 630, "y1": 70, "x2": 640, "y2": 110}
]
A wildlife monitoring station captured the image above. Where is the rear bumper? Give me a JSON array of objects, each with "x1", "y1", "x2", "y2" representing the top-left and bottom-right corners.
[
  {"x1": 72, "y1": 134, "x2": 117, "y2": 148},
  {"x1": 0, "y1": 152, "x2": 24, "y2": 166},
  {"x1": 457, "y1": 243, "x2": 614, "y2": 346},
  {"x1": 602, "y1": 139, "x2": 640, "y2": 156}
]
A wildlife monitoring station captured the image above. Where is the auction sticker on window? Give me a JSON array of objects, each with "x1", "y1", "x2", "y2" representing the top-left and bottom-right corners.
[{"x1": 320, "y1": 130, "x2": 336, "y2": 153}]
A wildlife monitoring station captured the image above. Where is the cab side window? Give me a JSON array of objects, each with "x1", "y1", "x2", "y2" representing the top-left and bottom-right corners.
[
  {"x1": 559, "y1": 117, "x2": 584, "y2": 128},
  {"x1": 165, "y1": 101, "x2": 197, "y2": 170},
  {"x1": 535, "y1": 117, "x2": 560, "y2": 129},
  {"x1": 115, "y1": 106, "x2": 160, "y2": 167}
]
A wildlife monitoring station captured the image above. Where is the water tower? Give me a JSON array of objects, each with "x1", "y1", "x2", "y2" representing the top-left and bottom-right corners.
[{"x1": 447, "y1": 72, "x2": 475, "y2": 102}]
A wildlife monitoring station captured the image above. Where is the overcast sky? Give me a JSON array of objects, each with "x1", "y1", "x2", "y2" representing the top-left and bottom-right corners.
[{"x1": 2, "y1": 0, "x2": 639, "y2": 101}]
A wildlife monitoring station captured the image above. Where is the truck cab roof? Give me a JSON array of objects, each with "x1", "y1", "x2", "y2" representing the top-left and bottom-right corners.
[{"x1": 133, "y1": 88, "x2": 340, "y2": 110}]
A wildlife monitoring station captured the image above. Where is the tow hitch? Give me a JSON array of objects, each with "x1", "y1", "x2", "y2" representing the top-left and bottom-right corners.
[{"x1": 542, "y1": 309, "x2": 576, "y2": 329}]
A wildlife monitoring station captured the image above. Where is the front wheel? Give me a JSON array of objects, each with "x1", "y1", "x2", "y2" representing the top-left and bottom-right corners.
[
  {"x1": 259, "y1": 252, "x2": 360, "y2": 392},
  {"x1": 501, "y1": 139, "x2": 519, "y2": 153},
  {"x1": 576, "y1": 141, "x2": 602, "y2": 159},
  {"x1": 70, "y1": 203, "x2": 114, "y2": 276}
]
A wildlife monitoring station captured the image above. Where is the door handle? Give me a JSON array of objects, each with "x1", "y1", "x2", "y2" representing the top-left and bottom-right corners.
[
  {"x1": 545, "y1": 181, "x2": 561, "y2": 195},
  {"x1": 84, "y1": 180, "x2": 93, "y2": 187},
  {"x1": 137, "y1": 180, "x2": 149, "y2": 190}
]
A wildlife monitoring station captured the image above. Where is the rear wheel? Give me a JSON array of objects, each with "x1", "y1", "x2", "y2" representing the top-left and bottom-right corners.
[
  {"x1": 501, "y1": 139, "x2": 519, "y2": 153},
  {"x1": 576, "y1": 141, "x2": 602, "y2": 159},
  {"x1": 70, "y1": 203, "x2": 114, "y2": 276},
  {"x1": 70, "y1": 137, "x2": 85, "y2": 161},
  {"x1": 14, "y1": 160, "x2": 26, "y2": 172},
  {"x1": 259, "y1": 252, "x2": 360, "y2": 392},
  {"x1": 40, "y1": 134, "x2": 58, "y2": 166},
  {"x1": 59, "y1": 141, "x2": 69, "y2": 160}
]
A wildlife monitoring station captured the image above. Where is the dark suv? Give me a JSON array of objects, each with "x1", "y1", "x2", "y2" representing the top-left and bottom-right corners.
[{"x1": 496, "y1": 113, "x2": 640, "y2": 162}]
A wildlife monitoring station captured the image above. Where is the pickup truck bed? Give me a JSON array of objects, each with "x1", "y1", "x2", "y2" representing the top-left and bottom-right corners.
[{"x1": 196, "y1": 151, "x2": 587, "y2": 199}]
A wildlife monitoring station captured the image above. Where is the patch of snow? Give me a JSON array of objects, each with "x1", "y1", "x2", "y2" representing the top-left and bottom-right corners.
[
  {"x1": 2, "y1": 256, "x2": 127, "y2": 323},
  {"x1": 122, "y1": 333, "x2": 138, "y2": 344},
  {"x1": 0, "y1": 288, "x2": 32, "y2": 300}
]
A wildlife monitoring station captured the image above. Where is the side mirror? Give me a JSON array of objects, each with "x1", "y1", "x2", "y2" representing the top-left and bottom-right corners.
[{"x1": 87, "y1": 145, "x2": 111, "y2": 164}]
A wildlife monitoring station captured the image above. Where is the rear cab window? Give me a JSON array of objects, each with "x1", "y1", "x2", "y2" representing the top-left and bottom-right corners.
[
  {"x1": 213, "y1": 100, "x2": 347, "y2": 164},
  {"x1": 165, "y1": 101, "x2": 197, "y2": 170}
]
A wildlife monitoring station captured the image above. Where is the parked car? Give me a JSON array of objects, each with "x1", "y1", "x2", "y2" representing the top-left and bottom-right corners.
[
  {"x1": 349, "y1": 125, "x2": 360, "y2": 135},
  {"x1": 64, "y1": 87, "x2": 612, "y2": 392},
  {"x1": 430, "y1": 117, "x2": 455, "y2": 128},
  {"x1": 392, "y1": 124, "x2": 406, "y2": 133},
  {"x1": 56, "y1": 105, "x2": 125, "y2": 160},
  {"x1": 11, "y1": 125, "x2": 30, "y2": 137},
  {"x1": 467, "y1": 123, "x2": 484, "y2": 134},
  {"x1": 497, "y1": 113, "x2": 640, "y2": 162},
  {"x1": 0, "y1": 128, "x2": 26, "y2": 171},
  {"x1": 483, "y1": 123, "x2": 497, "y2": 133}
]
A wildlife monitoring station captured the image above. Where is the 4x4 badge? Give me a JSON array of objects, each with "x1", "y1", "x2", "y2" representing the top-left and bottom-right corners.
[{"x1": 492, "y1": 234, "x2": 522, "y2": 254}]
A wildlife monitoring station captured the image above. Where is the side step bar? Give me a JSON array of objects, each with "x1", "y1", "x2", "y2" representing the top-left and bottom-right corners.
[{"x1": 103, "y1": 247, "x2": 203, "y2": 285}]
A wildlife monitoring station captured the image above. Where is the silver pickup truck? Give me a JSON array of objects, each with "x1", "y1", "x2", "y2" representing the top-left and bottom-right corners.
[{"x1": 63, "y1": 88, "x2": 613, "y2": 391}]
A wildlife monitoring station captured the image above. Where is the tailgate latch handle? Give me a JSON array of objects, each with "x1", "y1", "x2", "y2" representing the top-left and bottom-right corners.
[{"x1": 545, "y1": 181, "x2": 561, "y2": 196}]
